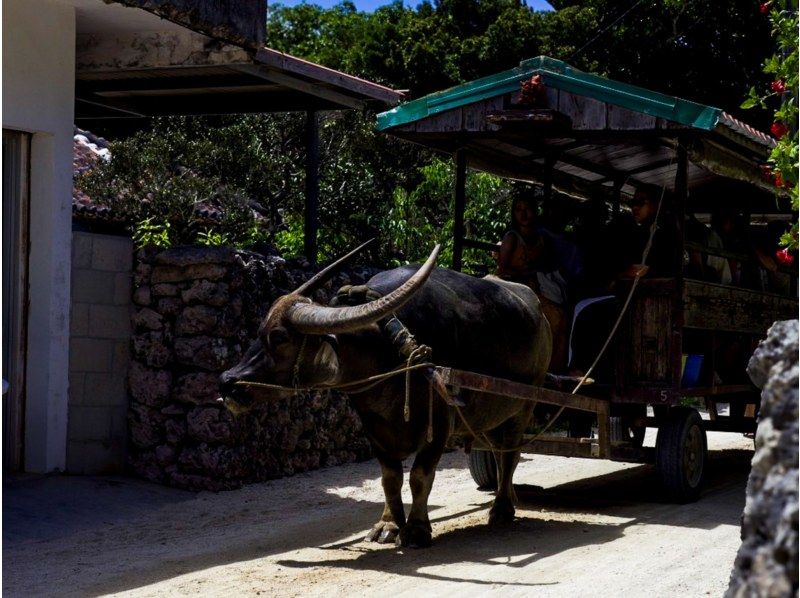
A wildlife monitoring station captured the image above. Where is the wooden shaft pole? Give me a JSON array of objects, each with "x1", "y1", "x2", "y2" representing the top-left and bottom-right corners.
[
  {"x1": 304, "y1": 110, "x2": 319, "y2": 266},
  {"x1": 453, "y1": 149, "x2": 467, "y2": 272}
]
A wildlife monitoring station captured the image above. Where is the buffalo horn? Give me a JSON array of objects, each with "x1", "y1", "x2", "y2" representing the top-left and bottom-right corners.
[
  {"x1": 287, "y1": 244, "x2": 441, "y2": 334},
  {"x1": 294, "y1": 238, "x2": 376, "y2": 297}
]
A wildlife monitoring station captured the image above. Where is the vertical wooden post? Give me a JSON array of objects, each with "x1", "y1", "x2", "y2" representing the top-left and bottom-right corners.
[
  {"x1": 543, "y1": 155, "x2": 555, "y2": 200},
  {"x1": 304, "y1": 110, "x2": 319, "y2": 265},
  {"x1": 542, "y1": 154, "x2": 556, "y2": 221},
  {"x1": 612, "y1": 177, "x2": 624, "y2": 219},
  {"x1": 674, "y1": 142, "x2": 688, "y2": 270},
  {"x1": 671, "y1": 139, "x2": 688, "y2": 393},
  {"x1": 452, "y1": 148, "x2": 467, "y2": 272}
]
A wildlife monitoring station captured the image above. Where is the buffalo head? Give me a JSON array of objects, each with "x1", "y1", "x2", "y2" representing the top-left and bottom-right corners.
[{"x1": 218, "y1": 242, "x2": 440, "y2": 413}]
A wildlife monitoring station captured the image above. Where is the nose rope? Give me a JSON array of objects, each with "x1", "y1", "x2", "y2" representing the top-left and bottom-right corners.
[{"x1": 234, "y1": 352, "x2": 437, "y2": 443}]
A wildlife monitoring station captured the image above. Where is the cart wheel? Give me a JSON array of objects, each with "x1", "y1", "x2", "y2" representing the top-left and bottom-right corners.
[
  {"x1": 610, "y1": 405, "x2": 647, "y2": 447},
  {"x1": 655, "y1": 407, "x2": 707, "y2": 503},
  {"x1": 468, "y1": 450, "x2": 497, "y2": 491}
]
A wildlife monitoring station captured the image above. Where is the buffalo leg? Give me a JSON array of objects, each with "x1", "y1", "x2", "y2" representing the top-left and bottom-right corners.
[
  {"x1": 398, "y1": 443, "x2": 444, "y2": 548},
  {"x1": 488, "y1": 407, "x2": 532, "y2": 525},
  {"x1": 365, "y1": 457, "x2": 405, "y2": 544},
  {"x1": 489, "y1": 448, "x2": 520, "y2": 525}
]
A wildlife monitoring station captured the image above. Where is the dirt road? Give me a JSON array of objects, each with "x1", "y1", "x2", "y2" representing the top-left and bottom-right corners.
[{"x1": 4, "y1": 430, "x2": 752, "y2": 597}]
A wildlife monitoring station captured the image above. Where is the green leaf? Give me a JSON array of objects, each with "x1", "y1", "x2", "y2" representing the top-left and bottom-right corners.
[{"x1": 740, "y1": 97, "x2": 759, "y2": 109}]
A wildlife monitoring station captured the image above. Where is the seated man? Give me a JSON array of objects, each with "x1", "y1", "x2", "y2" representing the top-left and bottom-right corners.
[
  {"x1": 685, "y1": 213, "x2": 732, "y2": 284},
  {"x1": 615, "y1": 185, "x2": 675, "y2": 279},
  {"x1": 568, "y1": 185, "x2": 674, "y2": 378}
]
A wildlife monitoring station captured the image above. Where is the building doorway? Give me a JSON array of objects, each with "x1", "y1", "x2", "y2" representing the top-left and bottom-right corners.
[{"x1": 3, "y1": 130, "x2": 30, "y2": 472}]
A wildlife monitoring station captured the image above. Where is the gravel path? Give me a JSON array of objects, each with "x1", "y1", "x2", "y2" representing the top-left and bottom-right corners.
[{"x1": 4, "y1": 430, "x2": 752, "y2": 597}]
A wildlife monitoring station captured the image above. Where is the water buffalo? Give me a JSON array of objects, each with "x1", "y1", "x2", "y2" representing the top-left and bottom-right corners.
[{"x1": 219, "y1": 243, "x2": 551, "y2": 547}]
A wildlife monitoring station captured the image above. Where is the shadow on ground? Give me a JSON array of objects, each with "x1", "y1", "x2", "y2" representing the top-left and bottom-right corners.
[
  {"x1": 3, "y1": 447, "x2": 752, "y2": 596},
  {"x1": 273, "y1": 448, "x2": 752, "y2": 587}
]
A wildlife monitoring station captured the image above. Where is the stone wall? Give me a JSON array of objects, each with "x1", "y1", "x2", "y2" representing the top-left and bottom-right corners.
[
  {"x1": 68, "y1": 232, "x2": 133, "y2": 474},
  {"x1": 726, "y1": 320, "x2": 798, "y2": 597},
  {"x1": 128, "y1": 245, "x2": 377, "y2": 491}
]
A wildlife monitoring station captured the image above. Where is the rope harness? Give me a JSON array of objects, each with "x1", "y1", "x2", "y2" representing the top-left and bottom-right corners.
[
  {"x1": 236, "y1": 314, "x2": 440, "y2": 443},
  {"x1": 235, "y1": 163, "x2": 671, "y2": 453}
]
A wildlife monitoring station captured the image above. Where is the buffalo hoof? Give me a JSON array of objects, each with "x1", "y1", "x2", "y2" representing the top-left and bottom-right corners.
[
  {"x1": 488, "y1": 498, "x2": 515, "y2": 526},
  {"x1": 397, "y1": 521, "x2": 432, "y2": 548},
  {"x1": 365, "y1": 521, "x2": 401, "y2": 544}
]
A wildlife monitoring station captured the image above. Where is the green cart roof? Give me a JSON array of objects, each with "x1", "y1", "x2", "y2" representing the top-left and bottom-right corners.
[{"x1": 377, "y1": 56, "x2": 773, "y2": 148}]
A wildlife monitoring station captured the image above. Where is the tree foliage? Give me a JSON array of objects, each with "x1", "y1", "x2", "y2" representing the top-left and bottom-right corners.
[
  {"x1": 741, "y1": 1, "x2": 798, "y2": 251},
  {"x1": 79, "y1": 0, "x2": 779, "y2": 265},
  {"x1": 268, "y1": 0, "x2": 774, "y2": 123}
]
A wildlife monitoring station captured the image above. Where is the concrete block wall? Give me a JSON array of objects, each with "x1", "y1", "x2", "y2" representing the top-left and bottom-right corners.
[{"x1": 67, "y1": 232, "x2": 133, "y2": 474}]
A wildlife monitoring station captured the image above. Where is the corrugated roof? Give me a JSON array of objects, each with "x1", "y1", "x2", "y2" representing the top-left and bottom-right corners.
[{"x1": 377, "y1": 56, "x2": 774, "y2": 150}]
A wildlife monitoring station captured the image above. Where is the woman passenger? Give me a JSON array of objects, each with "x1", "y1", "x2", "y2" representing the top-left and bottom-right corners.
[{"x1": 496, "y1": 196, "x2": 577, "y2": 372}]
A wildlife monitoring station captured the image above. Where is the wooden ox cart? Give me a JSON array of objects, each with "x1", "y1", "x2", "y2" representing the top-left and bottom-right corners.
[{"x1": 377, "y1": 57, "x2": 797, "y2": 501}]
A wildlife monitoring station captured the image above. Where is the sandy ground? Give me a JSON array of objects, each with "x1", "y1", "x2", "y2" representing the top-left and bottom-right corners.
[{"x1": 4, "y1": 430, "x2": 753, "y2": 598}]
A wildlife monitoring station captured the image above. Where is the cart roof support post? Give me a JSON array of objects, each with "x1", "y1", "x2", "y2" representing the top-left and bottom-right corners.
[
  {"x1": 304, "y1": 110, "x2": 320, "y2": 266},
  {"x1": 452, "y1": 148, "x2": 467, "y2": 272},
  {"x1": 612, "y1": 176, "x2": 624, "y2": 218},
  {"x1": 671, "y1": 139, "x2": 689, "y2": 390}
]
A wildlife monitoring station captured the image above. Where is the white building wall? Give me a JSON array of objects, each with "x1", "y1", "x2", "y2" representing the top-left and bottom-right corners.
[{"x1": 3, "y1": 0, "x2": 76, "y2": 472}]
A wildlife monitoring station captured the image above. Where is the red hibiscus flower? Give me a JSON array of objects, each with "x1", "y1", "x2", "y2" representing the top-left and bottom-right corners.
[
  {"x1": 771, "y1": 121, "x2": 789, "y2": 139},
  {"x1": 770, "y1": 80, "x2": 786, "y2": 93},
  {"x1": 760, "y1": 2, "x2": 771, "y2": 13},
  {"x1": 775, "y1": 248, "x2": 794, "y2": 266}
]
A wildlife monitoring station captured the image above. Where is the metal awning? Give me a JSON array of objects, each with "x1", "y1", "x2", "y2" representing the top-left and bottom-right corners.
[
  {"x1": 376, "y1": 56, "x2": 782, "y2": 209},
  {"x1": 73, "y1": 0, "x2": 402, "y2": 124},
  {"x1": 76, "y1": 47, "x2": 403, "y2": 123}
]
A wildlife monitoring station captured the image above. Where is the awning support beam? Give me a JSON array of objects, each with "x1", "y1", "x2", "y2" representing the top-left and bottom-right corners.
[
  {"x1": 304, "y1": 111, "x2": 320, "y2": 265},
  {"x1": 453, "y1": 149, "x2": 467, "y2": 272}
]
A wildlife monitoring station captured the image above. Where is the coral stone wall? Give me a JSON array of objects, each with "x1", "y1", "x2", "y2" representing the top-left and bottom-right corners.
[
  {"x1": 128, "y1": 245, "x2": 377, "y2": 491},
  {"x1": 726, "y1": 320, "x2": 798, "y2": 597}
]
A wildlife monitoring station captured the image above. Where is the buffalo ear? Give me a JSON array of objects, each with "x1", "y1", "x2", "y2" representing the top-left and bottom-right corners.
[
  {"x1": 268, "y1": 326, "x2": 290, "y2": 348},
  {"x1": 307, "y1": 340, "x2": 340, "y2": 386}
]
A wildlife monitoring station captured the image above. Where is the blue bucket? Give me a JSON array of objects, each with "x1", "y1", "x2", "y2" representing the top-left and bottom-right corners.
[{"x1": 681, "y1": 354, "x2": 704, "y2": 388}]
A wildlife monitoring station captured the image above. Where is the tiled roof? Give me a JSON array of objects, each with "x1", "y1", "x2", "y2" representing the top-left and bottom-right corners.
[
  {"x1": 73, "y1": 127, "x2": 118, "y2": 221},
  {"x1": 72, "y1": 127, "x2": 227, "y2": 224}
]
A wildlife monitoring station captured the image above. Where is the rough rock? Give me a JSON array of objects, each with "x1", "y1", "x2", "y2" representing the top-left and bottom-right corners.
[
  {"x1": 165, "y1": 419, "x2": 187, "y2": 444},
  {"x1": 178, "y1": 444, "x2": 246, "y2": 478},
  {"x1": 157, "y1": 297, "x2": 183, "y2": 317},
  {"x1": 136, "y1": 245, "x2": 160, "y2": 264},
  {"x1": 154, "y1": 246, "x2": 236, "y2": 267},
  {"x1": 172, "y1": 372, "x2": 221, "y2": 405},
  {"x1": 131, "y1": 331, "x2": 171, "y2": 368},
  {"x1": 151, "y1": 263, "x2": 227, "y2": 284},
  {"x1": 182, "y1": 280, "x2": 229, "y2": 306},
  {"x1": 160, "y1": 404, "x2": 186, "y2": 416},
  {"x1": 133, "y1": 263, "x2": 152, "y2": 287},
  {"x1": 132, "y1": 307, "x2": 164, "y2": 331},
  {"x1": 128, "y1": 362, "x2": 172, "y2": 407},
  {"x1": 174, "y1": 336, "x2": 240, "y2": 371},
  {"x1": 152, "y1": 283, "x2": 180, "y2": 297},
  {"x1": 175, "y1": 305, "x2": 220, "y2": 336},
  {"x1": 187, "y1": 406, "x2": 237, "y2": 444},
  {"x1": 155, "y1": 444, "x2": 177, "y2": 467},
  {"x1": 129, "y1": 415, "x2": 162, "y2": 449},
  {"x1": 133, "y1": 286, "x2": 152, "y2": 306},
  {"x1": 727, "y1": 320, "x2": 799, "y2": 598}
]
